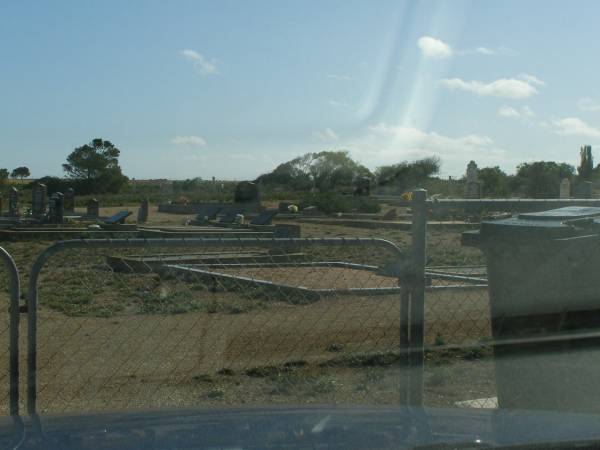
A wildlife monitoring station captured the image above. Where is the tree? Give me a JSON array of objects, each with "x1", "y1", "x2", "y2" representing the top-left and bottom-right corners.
[
  {"x1": 578, "y1": 145, "x2": 593, "y2": 180},
  {"x1": 513, "y1": 161, "x2": 575, "y2": 198},
  {"x1": 256, "y1": 151, "x2": 372, "y2": 191},
  {"x1": 62, "y1": 138, "x2": 128, "y2": 194},
  {"x1": 375, "y1": 157, "x2": 440, "y2": 193},
  {"x1": 478, "y1": 166, "x2": 510, "y2": 197},
  {"x1": 10, "y1": 166, "x2": 30, "y2": 180},
  {"x1": 0, "y1": 168, "x2": 8, "y2": 186}
]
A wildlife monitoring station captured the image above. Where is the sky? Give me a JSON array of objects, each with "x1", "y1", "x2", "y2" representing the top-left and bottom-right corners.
[{"x1": 2, "y1": 0, "x2": 600, "y2": 180}]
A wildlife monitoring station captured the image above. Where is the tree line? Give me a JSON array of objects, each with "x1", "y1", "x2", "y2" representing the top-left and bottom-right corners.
[{"x1": 2, "y1": 139, "x2": 598, "y2": 199}]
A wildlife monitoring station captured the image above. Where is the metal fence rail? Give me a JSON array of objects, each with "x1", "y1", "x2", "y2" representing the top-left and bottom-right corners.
[
  {"x1": 0, "y1": 247, "x2": 20, "y2": 416},
  {"x1": 26, "y1": 237, "x2": 424, "y2": 415}
]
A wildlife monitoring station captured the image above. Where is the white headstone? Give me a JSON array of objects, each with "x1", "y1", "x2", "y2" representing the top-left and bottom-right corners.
[
  {"x1": 466, "y1": 161, "x2": 479, "y2": 183},
  {"x1": 465, "y1": 161, "x2": 481, "y2": 198},
  {"x1": 559, "y1": 178, "x2": 570, "y2": 199}
]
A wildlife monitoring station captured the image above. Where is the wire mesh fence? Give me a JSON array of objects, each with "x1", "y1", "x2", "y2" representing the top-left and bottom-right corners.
[
  {"x1": 26, "y1": 238, "x2": 413, "y2": 414},
  {"x1": 422, "y1": 217, "x2": 496, "y2": 410},
  {"x1": 0, "y1": 247, "x2": 20, "y2": 417}
]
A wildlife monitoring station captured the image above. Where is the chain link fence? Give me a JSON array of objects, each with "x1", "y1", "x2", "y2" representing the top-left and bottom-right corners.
[
  {"x1": 0, "y1": 191, "x2": 509, "y2": 417},
  {"x1": 422, "y1": 207, "x2": 496, "y2": 410},
  {"x1": 26, "y1": 237, "x2": 414, "y2": 414},
  {"x1": 0, "y1": 247, "x2": 20, "y2": 416}
]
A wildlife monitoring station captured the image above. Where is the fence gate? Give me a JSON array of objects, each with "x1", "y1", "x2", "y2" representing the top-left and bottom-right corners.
[{"x1": 24, "y1": 237, "x2": 431, "y2": 414}]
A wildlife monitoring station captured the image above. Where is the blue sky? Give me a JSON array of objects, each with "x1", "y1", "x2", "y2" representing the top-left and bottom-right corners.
[{"x1": 2, "y1": 0, "x2": 600, "y2": 180}]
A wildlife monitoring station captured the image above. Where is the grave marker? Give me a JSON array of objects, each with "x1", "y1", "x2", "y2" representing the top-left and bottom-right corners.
[
  {"x1": 465, "y1": 160, "x2": 481, "y2": 199},
  {"x1": 559, "y1": 178, "x2": 571, "y2": 199},
  {"x1": 48, "y1": 192, "x2": 64, "y2": 224},
  {"x1": 137, "y1": 198, "x2": 149, "y2": 223},
  {"x1": 31, "y1": 182, "x2": 47, "y2": 217},
  {"x1": 8, "y1": 188, "x2": 19, "y2": 217},
  {"x1": 64, "y1": 188, "x2": 75, "y2": 212},
  {"x1": 87, "y1": 198, "x2": 99, "y2": 218}
]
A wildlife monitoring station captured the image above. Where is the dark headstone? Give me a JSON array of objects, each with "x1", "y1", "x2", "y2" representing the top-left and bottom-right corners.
[
  {"x1": 64, "y1": 188, "x2": 75, "y2": 212},
  {"x1": 278, "y1": 202, "x2": 291, "y2": 212},
  {"x1": 572, "y1": 181, "x2": 593, "y2": 199},
  {"x1": 382, "y1": 208, "x2": 398, "y2": 221},
  {"x1": 48, "y1": 192, "x2": 64, "y2": 224},
  {"x1": 250, "y1": 209, "x2": 278, "y2": 225},
  {"x1": 8, "y1": 188, "x2": 19, "y2": 217},
  {"x1": 31, "y1": 182, "x2": 47, "y2": 217},
  {"x1": 137, "y1": 198, "x2": 149, "y2": 223},
  {"x1": 218, "y1": 207, "x2": 245, "y2": 224},
  {"x1": 87, "y1": 198, "x2": 99, "y2": 218},
  {"x1": 104, "y1": 210, "x2": 131, "y2": 225},
  {"x1": 234, "y1": 181, "x2": 259, "y2": 203}
]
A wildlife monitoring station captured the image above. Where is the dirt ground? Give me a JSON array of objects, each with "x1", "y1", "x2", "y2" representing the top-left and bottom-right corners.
[{"x1": 0, "y1": 205, "x2": 494, "y2": 415}]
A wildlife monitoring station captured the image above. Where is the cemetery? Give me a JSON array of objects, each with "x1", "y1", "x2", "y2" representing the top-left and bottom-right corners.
[{"x1": 1, "y1": 150, "x2": 600, "y2": 413}]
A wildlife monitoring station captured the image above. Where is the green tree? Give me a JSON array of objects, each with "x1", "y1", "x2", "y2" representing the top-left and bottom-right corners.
[
  {"x1": 478, "y1": 166, "x2": 510, "y2": 197},
  {"x1": 578, "y1": 145, "x2": 593, "y2": 180},
  {"x1": 0, "y1": 168, "x2": 8, "y2": 185},
  {"x1": 375, "y1": 157, "x2": 440, "y2": 193},
  {"x1": 62, "y1": 138, "x2": 128, "y2": 194},
  {"x1": 513, "y1": 161, "x2": 575, "y2": 198},
  {"x1": 10, "y1": 166, "x2": 30, "y2": 180},
  {"x1": 256, "y1": 151, "x2": 372, "y2": 191}
]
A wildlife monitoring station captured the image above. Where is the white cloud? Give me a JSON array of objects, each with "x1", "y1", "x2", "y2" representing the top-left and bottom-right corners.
[
  {"x1": 458, "y1": 45, "x2": 518, "y2": 57},
  {"x1": 180, "y1": 49, "x2": 218, "y2": 75},
  {"x1": 440, "y1": 76, "x2": 541, "y2": 99},
  {"x1": 475, "y1": 46, "x2": 496, "y2": 55},
  {"x1": 343, "y1": 123, "x2": 513, "y2": 174},
  {"x1": 553, "y1": 117, "x2": 600, "y2": 139},
  {"x1": 498, "y1": 46, "x2": 518, "y2": 56},
  {"x1": 522, "y1": 106, "x2": 535, "y2": 117},
  {"x1": 314, "y1": 128, "x2": 339, "y2": 141},
  {"x1": 328, "y1": 100, "x2": 348, "y2": 107},
  {"x1": 172, "y1": 135, "x2": 207, "y2": 147},
  {"x1": 417, "y1": 36, "x2": 453, "y2": 58},
  {"x1": 519, "y1": 73, "x2": 545, "y2": 86},
  {"x1": 498, "y1": 105, "x2": 535, "y2": 118},
  {"x1": 578, "y1": 97, "x2": 600, "y2": 112},
  {"x1": 498, "y1": 106, "x2": 520, "y2": 117},
  {"x1": 327, "y1": 74, "x2": 351, "y2": 80}
]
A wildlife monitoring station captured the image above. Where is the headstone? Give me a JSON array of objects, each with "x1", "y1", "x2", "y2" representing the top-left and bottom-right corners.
[
  {"x1": 63, "y1": 188, "x2": 75, "y2": 212},
  {"x1": 382, "y1": 208, "x2": 398, "y2": 221},
  {"x1": 48, "y1": 192, "x2": 64, "y2": 224},
  {"x1": 572, "y1": 180, "x2": 592, "y2": 199},
  {"x1": 8, "y1": 188, "x2": 19, "y2": 217},
  {"x1": 559, "y1": 178, "x2": 571, "y2": 199},
  {"x1": 137, "y1": 198, "x2": 149, "y2": 223},
  {"x1": 31, "y1": 182, "x2": 47, "y2": 217},
  {"x1": 234, "y1": 181, "x2": 259, "y2": 203},
  {"x1": 87, "y1": 198, "x2": 99, "y2": 218},
  {"x1": 465, "y1": 160, "x2": 481, "y2": 199}
]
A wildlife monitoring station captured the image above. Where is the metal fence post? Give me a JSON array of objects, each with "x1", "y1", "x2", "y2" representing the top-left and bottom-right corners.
[
  {"x1": 409, "y1": 189, "x2": 427, "y2": 406},
  {"x1": 0, "y1": 247, "x2": 20, "y2": 416}
]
